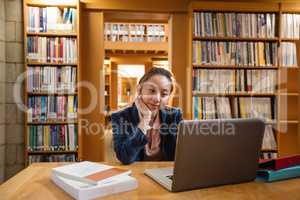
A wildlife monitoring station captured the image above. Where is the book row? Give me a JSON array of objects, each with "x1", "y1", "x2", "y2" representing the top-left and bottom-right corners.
[
  {"x1": 28, "y1": 154, "x2": 76, "y2": 165},
  {"x1": 281, "y1": 14, "x2": 300, "y2": 39},
  {"x1": 27, "y1": 124, "x2": 78, "y2": 151},
  {"x1": 192, "y1": 69, "x2": 277, "y2": 93},
  {"x1": 192, "y1": 97, "x2": 274, "y2": 121},
  {"x1": 193, "y1": 12, "x2": 276, "y2": 38},
  {"x1": 27, "y1": 66, "x2": 77, "y2": 93},
  {"x1": 27, "y1": 96, "x2": 78, "y2": 122},
  {"x1": 281, "y1": 42, "x2": 298, "y2": 67},
  {"x1": 193, "y1": 41, "x2": 278, "y2": 66},
  {"x1": 27, "y1": 37, "x2": 77, "y2": 63},
  {"x1": 27, "y1": 7, "x2": 76, "y2": 33},
  {"x1": 104, "y1": 23, "x2": 167, "y2": 42}
]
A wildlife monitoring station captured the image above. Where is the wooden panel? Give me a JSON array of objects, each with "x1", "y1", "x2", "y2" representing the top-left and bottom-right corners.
[
  {"x1": 110, "y1": 62, "x2": 118, "y2": 110},
  {"x1": 278, "y1": 95, "x2": 299, "y2": 121},
  {"x1": 109, "y1": 55, "x2": 160, "y2": 64},
  {"x1": 281, "y1": 2, "x2": 300, "y2": 13},
  {"x1": 190, "y1": 1, "x2": 279, "y2": 12},
  {"x1": 278, "y1": 68, "x2": 299, "y2": 93},
  {"x1": 278, "y1": 123, "x2": 300, "y2": 156},
  {"x1": 80, "y1": 10, "x2": 105, "y2": 161},
  {"x1": 82, "y1": 0, "x2": 189, "y2": 12},
  {"x1": 144, "y1": 61, "x2": 153, "y2": 73},
  {"x1": 168, "y1": 13, "x2": 190, "y2": 119},
  {"x1": 104, "y1": 11, "x2": 169, "y2": 23},
  {"x1": 104, "y1": 41, "x2": 168, "y2": 51},
  {"x1": 25, "y1": 0, "x2": 77, "y2": 7}
]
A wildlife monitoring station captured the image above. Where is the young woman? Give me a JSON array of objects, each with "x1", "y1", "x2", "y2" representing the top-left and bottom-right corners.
[{"x1": 111, "y1": 67, "x2": 183, "y2": 164}]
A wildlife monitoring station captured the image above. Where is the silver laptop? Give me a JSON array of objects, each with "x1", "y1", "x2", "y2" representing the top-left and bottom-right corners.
[{"x1": 144, "y1": 118, "x2": 265, "y2": 192}]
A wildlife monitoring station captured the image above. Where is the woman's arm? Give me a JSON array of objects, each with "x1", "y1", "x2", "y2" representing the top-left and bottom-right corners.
[{"x1": 111, "y1": 113, "x2": 148, "y2": 165}]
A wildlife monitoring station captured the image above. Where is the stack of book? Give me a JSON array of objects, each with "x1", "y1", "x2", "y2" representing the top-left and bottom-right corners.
[
  {"x1": 29, "y1": 154, "x2": 76, "y2": 164},
  {"x1": 281, "y1": 42, "x2": 297, "y2": 67},
  {"x1": 27, "y1": 95, "x2": 78, "y2": 122},
  {"x1": 27, "y1": 7, "x2": 76, "y2": 33},
  {"x1": 193, "y1": 12, "x2": 276, "y2": 38},
  {"x1": 51, "y1": 161, "x2": 138, "y2": 200},
  {"x1": 193, "y1": 97, "x2": 232, "y2": 119},
  {"x1": 257, "y1": 155, "x2": 300, "y2": 182},
  {"x1": 281, "y1": 14, "x2": 300, "y2": 39},
  {"x1": 27, "y1": 124, "x2": 78, "y2": 151},
  {"x1": 234, "y1": 97, "x2": 274, "y2": 121},
  {"x1": 193, "y1": 41, "x2": 278, "y2": 66},
  {"x1": 236, "y1": 70, "x2": 276, "y2": 93},
  {"x1": 193, "y1": 69, "x2": 277, "y2": 93},
  {"x1": 27, "y1": 36, "x2": 77, "y2": 63},
  {"x1": 104, "y1": 23, "x2": 167, "y2": 42},
  {"x1": 27, "y1": 66, "x2": 77, "y2": 93}
]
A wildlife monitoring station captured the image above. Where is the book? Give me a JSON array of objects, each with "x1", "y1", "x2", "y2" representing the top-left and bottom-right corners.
[
  {"x1": 259, "y1": 154, "x2": 300, "y2": 171},
  {"x1": 51, "y1": 172, "x2": 138, "y2": 200},
  {"x1": 256, "y1": 165, "x2": 300, "y2": 182},
  {"x1": 52, "y1": 161, "x2": 132, "y2": 185}
]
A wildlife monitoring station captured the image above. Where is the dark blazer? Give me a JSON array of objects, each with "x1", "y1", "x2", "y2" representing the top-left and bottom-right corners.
[{"x1": 111, "y1": 103, "x2": 183, "y2": 165}]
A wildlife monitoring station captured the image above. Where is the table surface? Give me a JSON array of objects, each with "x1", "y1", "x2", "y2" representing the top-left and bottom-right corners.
[{"x1": 1, "y1": 162, "x2": 300, "y2": 200}]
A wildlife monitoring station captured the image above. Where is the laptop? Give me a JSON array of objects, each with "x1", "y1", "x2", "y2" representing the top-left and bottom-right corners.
[{"x1": 144, "y1": 118, "x2": 265, "y2": 192}]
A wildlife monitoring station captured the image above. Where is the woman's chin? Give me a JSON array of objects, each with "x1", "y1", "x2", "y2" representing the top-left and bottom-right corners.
[{"x1": 149, "y1": 106, "x2": 159, "y2": 112}]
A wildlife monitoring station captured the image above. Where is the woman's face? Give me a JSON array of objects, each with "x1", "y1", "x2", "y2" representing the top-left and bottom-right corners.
[{"x1": 139, "y1": 75, "x2": 172, "y2": 112}]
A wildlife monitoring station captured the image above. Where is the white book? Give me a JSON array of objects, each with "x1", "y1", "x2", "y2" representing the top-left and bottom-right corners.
[
  {"x1": 51, "y1": 173, "x2": 138, "y2": 200},
  {"x1": 52, "y1": 161, "x2": 132, "y2": 186}
]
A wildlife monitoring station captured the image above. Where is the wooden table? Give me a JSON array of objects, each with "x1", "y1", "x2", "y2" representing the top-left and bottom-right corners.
[{"x1": 1, "y1": 162, "x2": 300, "y2": 200}]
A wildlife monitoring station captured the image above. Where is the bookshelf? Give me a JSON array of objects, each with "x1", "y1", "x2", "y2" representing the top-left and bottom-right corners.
[
  {"x1": 189, "y1": 2, "x2": 300, "y2": 159},
  {"x1": 23, "y1": 0, "x2": 81, "y2": 165},
  {"x1": 104, "y1": 22, "x2": 168, "y2": 55}
]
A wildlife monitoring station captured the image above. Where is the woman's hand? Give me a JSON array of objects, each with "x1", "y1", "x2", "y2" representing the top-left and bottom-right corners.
[{"x1": 135, "y1": 96, "x2": 152, "y2": 134}]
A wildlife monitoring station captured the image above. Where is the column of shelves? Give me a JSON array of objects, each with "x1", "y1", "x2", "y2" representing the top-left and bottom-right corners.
[
  {"x1": 191, "y1": 8, "x2": 281, "y2": 159},
  {"x1": 276, "y1": 3, "x2": 300, "y2": 157},
  {"x1": 23, "y1": 0, "x2": 81, "y2": 165}
]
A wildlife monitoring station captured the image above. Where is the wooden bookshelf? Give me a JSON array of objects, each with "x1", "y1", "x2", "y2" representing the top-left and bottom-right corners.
[
  {"x1": 189, "y1": 1, "x2": 300, "y2": 159},
  {"x1": 104, "y1": 22, "x2": 168, "y2": 55},
  {"x1": 23, "y1": 0, "x2": 82, "y2": 165}
]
